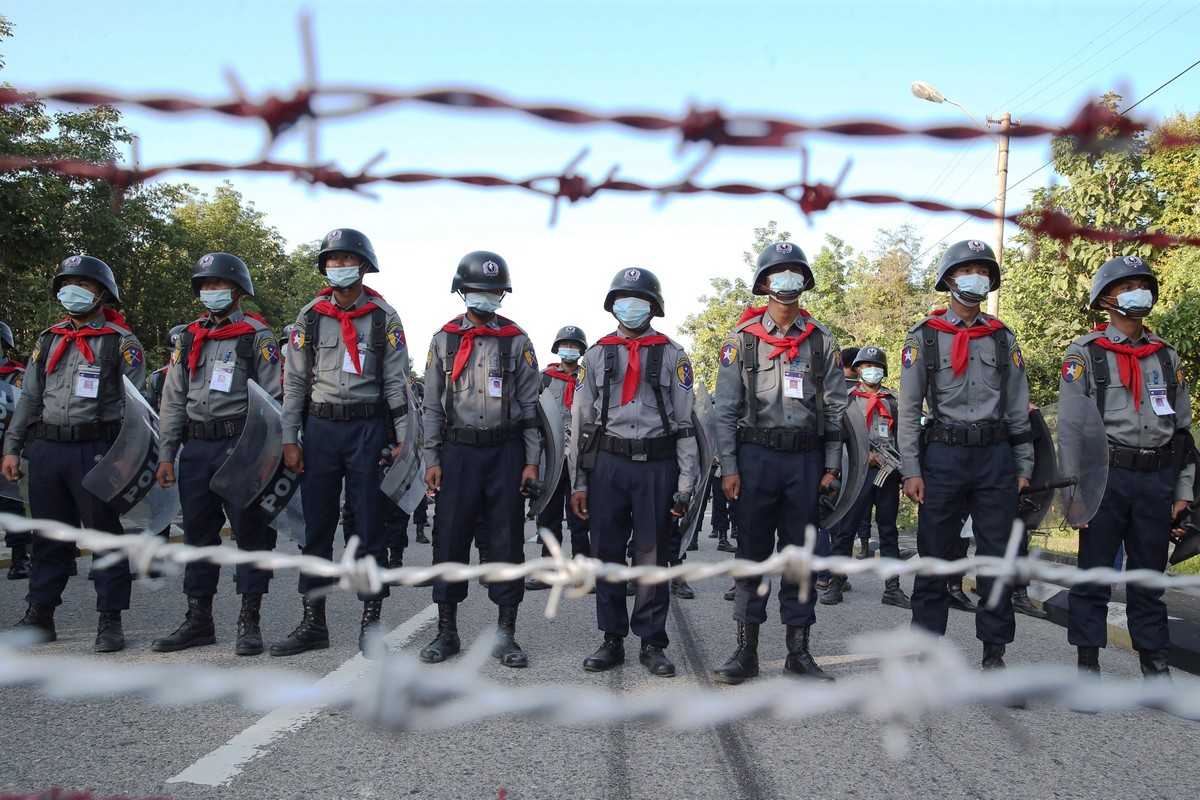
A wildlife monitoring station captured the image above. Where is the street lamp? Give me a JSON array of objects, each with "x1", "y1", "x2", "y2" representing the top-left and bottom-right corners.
[{"x1": 911, "y1": 80, "x2": 1015, "y2": 317}]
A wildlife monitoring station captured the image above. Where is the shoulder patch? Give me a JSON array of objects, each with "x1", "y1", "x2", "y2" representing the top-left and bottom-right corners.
[
  {"x1": 1011, "y1": 346, "x2": 1025, "y2": 372},
  {"x1": 29, "y1": 343, "x2": 40, "y2": 367},
  {"x1": 1177, "y1": 367, "x2": 1187, "y2": 390},
  {"x1": 260, "y1": 339, "x2": 280, "y2": 365},
  {"x1": 426, "y1": 348, "x2": 434, "y2": 370},
  {"x1": 386, "y1": 321, "x2": 406, "y2": 351},
  {"x1": 1062, "y1": 353, "x2": 1086, "y2": 383},
  {"x1": 675, "y1": 355, "x2": 694, "y2": 391},
  {"x1": 523, "y1": 339, "x2": 537, "y2": 370},
  {"x1": 719, "y1": 339, "x2": 739, "y2": 369},
  {"x1": 576, "y1": 359, "x2": 587, "y2": 390},
  {"x1": 169, "y1": 346, "x2": 182, "y2": 366},
  {"x1": 901, "y1": 337, "x2": 918, "y2": 369},
  {"x1": 121, "y1": 340, "x2": 144, "y2": 368},
  {"x1": 290, "y1": 328, "x2": 305, "y2": 352},
  {"x1": 832, "y1": 345, "x2": 843, "y2": 369},
  {"x1": 12, "y1": 372, "x2": 22, "y2": 389}
]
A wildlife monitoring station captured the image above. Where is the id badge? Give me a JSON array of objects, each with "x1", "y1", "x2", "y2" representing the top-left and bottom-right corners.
[
  {"x1": 210, "y1": 363, "x2": 235, "y2": 393},
  {"x1": 342, "y1": 345, "x2": 366, "y2": 374},
  {"x1": 488, "y1": 370, "x2": 503, "y2": 398},
  {"x1": 1148, "y1": 386, "x2": 1173, "y2": 416},
  {"x1": 876, "y1": 418, "x2": 890, "y2": 438},
  {"x1": 75, "y1": 368, "x2": 100, "y2": 398},
  {"x1": 784, "y1": 370, "x2": 804, "y2": 399}
]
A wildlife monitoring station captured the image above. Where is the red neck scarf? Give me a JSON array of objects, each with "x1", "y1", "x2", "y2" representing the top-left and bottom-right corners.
[
  {"x1": 185, "y1": 312, "x2": 267, "y2": 378},
  {"x1": 596, "y1": 333, "x2": 671, "y2": 404},
  {"x1": 1091, "y1": 323, "x2": 1164, "y2": 413},
  {"x1": 0, "y1": 360, "x2": 25, "y2": 377},
  {"x1": 852, "y1": 386, "x2": 893, "y2": 430},
  {"x1": 45, "y1": 309, "x2": 129, "y2": 374},
  {"x1": 442, "y1": 315, "x2": 522, "y2": 382},
  {"x1": 738, "y1": 306, "x2": 817, "y2": 361},
  {"x1": 923, "y1": 309, "x2": 1005, "y2": 376},
  {"x1": 544, "y1": 364, "x2": 577, "y2": 409},
  {"x1": 313, "y1": 287, "x2": 382, "y2": 376}
]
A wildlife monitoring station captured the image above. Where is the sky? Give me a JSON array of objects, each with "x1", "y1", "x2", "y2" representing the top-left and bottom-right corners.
[{"x1": 2, "y1": 0, "x2": 1199, "y2": 360}]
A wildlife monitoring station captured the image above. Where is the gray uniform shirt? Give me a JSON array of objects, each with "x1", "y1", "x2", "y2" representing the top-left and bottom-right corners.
[
  {"x1": 896, "y1": 310, "x2": 1033, "y2": 480},
  {"x1": 3, "y1": 315, "x2": 146, "y2": 456},
  {"x1": 422, "y1": 315, "x2": 542, "y2": 469},
  {"x1": 569, "y1": 328, "x2": 699, "y2": 494},
  {"x1": 157, "y1": 310, "x2": 283, "y2": 463},
  {"x1": 850, "y1": 384, "x2": 898, "y2": 449},
  {"x1": 713, "y1": 310, "x2": 847, "y2": 476},
  {"x1": 1059, "y1": 326, "x2": 1194, "y2": 502},
  {"x1": 281, "y1": 290, "x2": 410, "y2": 446}
]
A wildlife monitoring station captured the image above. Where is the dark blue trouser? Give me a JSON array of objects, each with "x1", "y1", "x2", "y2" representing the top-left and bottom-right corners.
[
  {"x1": 535, "y1": 460, "x2": 590, "y2": 557},
  {"x1": 25, "y1": 439, "x2": 131, "y2": 611},
  {"x1": 590, "y1": 450, "x2": 677, "y2": 647},
  {"x1": 697, "y1": 466, "x2": 736, "y2": 533},
  {"x1": 831, "y1": 466, "x2": 901, "y2": 559},
  {"x1": 1068, "y1": 465, "x2": 1173, "y2": 652},
  {"x1": 1, "y1": 495, "x2": 31, "y2": 547},
  {"x1": 432, "y1": 439, "x2": 526, "y2": 606},
  {"x1": 733, "y1": 444, "x2": 822, "y2": 627},
  {"x1": 385, "y1": 495, "x2": 430, "y2": 549},
  {"x1": 178, "y1": 436, "x2": 277, "y2": 596},
  {"x1": 299, "y1": 416, "x2": 389, "y2": 600},
  {"x1": 912, "y1": 441, "x2": 1018, "y2": 644},
  {"x1": 343, "y1": 497, "x2": 409, "y2": 550}
]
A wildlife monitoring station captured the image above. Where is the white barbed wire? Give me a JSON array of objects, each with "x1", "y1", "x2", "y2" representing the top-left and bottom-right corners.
[
  {"x1": 0, "y1": 628, "x2": 1195, "y2": 760},
  {"x1": 3, "y1": 513, "x2": 1197, "y2": 621}
]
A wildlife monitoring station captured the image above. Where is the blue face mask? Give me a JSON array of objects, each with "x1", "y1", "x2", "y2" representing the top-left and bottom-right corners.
[
  {"x1": 199, "y1": 288, "x2": 235, "y2": 313},
  {"x1": 860, "y1": 366, "x2": 886, "y2": 386},
  {"x1": 326, "y1": 266, "x2": 363, "y2": 289},
  {"x1": 57, "y1": 285, "x2": 98, "y2": 316},
  {"x1": 464, "y1": 292, "x2": 503, "y2": 314},
  {"x1": 612, "y1": 297, "x2": 652, "y2": 330},
  {"x1": 557, "y1": 346, "x2": 581, "y2": 362},
  {"x1": 952, "y1": 273, "x2": 991, "y2": 305},
  {"x1": 1114, "y1": 288, "x2": 1154, "y2": 317},
  {"x1": 768, "y1": 270, "x2": 805, "y2": 301}
]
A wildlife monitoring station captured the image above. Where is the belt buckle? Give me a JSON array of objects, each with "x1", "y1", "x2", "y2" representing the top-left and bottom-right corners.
[
  {"x1": 632, "y1": 452, "x2": 648, "y2": 462},
  {"x1": 779, "y1": 432, "x2": 797, "y2": 451}
]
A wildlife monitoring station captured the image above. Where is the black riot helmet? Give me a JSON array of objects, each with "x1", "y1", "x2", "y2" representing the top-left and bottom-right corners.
[
  {"x1": 53, "y1": 254, "x2": 120, "y2": 304},
  {"x1": 451, "y1": 250, "x2": 512, "y2": 293},
  {"x1": 935, "y1": 239, "x2": 1001, "y2": 293},
  {"x1": 552, "y1": 325, "x2": 588, "y2": 351},
  {"x1": 1089, "y1": 254, "x2": 1158, "y2": 310},
  {"x1": 853, "y1": 344, "x2": 888, "y2": 375},
  {"x1": 191, "y1": 252, "x2": 255, "y2": 296},
  {"x1": 166, "y1": 324, "x2": 188, "y2": 349},
  {"x1": 318, "y1": 228, "x2": 378, "y2": 274},
  {"x1": 0, "y1": 321, "x2": 13, "y2": 352},
  {"x1": 752, "y1": 241, "x2": 814, "y2": 295},
  {"x1": 604, "y1": 268, "x2": 665, "y2": 317}
]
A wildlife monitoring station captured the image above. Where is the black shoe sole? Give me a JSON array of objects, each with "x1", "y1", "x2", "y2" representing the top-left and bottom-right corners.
[
  {"x1": 713, "y1": 666, "x2": 758, "y2": 685},
  {"x1": 150, "y1": 635, "x2": 217, "y2": 653},
  {"x1": 269, "y1": 640, "x2": 330, "y2": 657},
  {"x1": 583, "y1": 655, "x2": 624, "y2": 672},
  {"x1": 235, "y1": 643, "x2": 264, "y2": 656}
]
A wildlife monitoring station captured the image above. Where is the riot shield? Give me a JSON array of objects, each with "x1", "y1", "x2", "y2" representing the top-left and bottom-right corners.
[
  {"x1": 209, "y1": 380, "x2": 305, "y2": 544},
  {"x1": 820, "y1": 408, "x2": 870, "y2": 531},
  {"x1": 1017, "y1": 405, "x2": 1057, "y2": 531},
  {"x1": 380, "y1": 382, "x2": 427, "y2": 515},
  {"x1": 0, "y1": 382, "x2": 27, "y2": 502},
  {"x1": 526, "y1": 390, "x2": 565, "y2": 521},
  {"x1": 1055, "y1": 394, "x2": 1109, "y2": 527},
  {"x1": 677, "y1": 383, "x2": 716, "y2": 559}
]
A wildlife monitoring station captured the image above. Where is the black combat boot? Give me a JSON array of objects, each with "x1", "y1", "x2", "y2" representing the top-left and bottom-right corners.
[
  {"x1": 981, "y1": 642, "x2": 1006, "y2": 669},
  {"x1": 477, "y1": 548, "x2": 490, "y2": 586},
  {"x1": 94, "y1": 611, "x2": 125, "y2": 653},
  {"x1": 708, "y1": 526, "x2": 719, "y2": 539},
  {"x1": 269, "y1": 596, "x2": 329, "y2": 656},
  {"x1": 947, "y1": 577, "x2": 977, "y2": 612},
  {"x1": 14, "y1": 603, "x2": 56, "y2": 643},
  {"x1": 235, "y1": 593, "x2": 264, "y2": 656},
  {"x1": 818, "y1": 574, "x2": 846, "y2": 605},
  {"x1": 713, "y1": 622, "x2": 760, "y2": 685},
  {"x1": 493, "y1": 605, "x2": 528, "y2": 668},
  {"x1": 583, "y1": 633, "x2": 625, "y2": 672},
  {"x1": 669, "y1": 562, "x2": 694, "y2": 600},
  {"x1": 1138, "y1": 649, "x2": 1171, "y2": 679},
  {"x1": 419, "y1": 602, "x2": 461, "y2": 663},
  {"x1": 723, "y1": 585, "x2": 736, "y2": 601},
  {"x1": 1011, "y1": 586, "x2": 1047, "y2": 619},
  {"x1": 415, "y1": 524, "x2": 429, "y2": 544},
  {"x1": 687, "y1": 534, "x2": 698, "y2": 552},
  {"x1": 784, "y1": 625, "x2": 834, "y2": 681},
  {"x1": 1077, "y1": 646, "x2": 1100, "y2": 675},
  {"x1": 151, "y1": 596, "x2": 216, "y2": 652},
  {"x1": 639, "y1": 641, "x2": 676, "y2": 677},
  {"x1": 7, "y1": 543, "x2": 30, "y2": 580},
  {"x1": 881, "y1": 576, "x2": 911, "y2": 609},
  {"x1": 717, "y1": 529, "x2": 736, "y2": 553},
  {"x1": 855, "y1": 539, "x2": 871, "y2": 560},
  {"x1": 387, "y1": 548, "x2": 403, "y2": 570},
  {"x1": 360, "y1": 598, "x2": 383, "y2": 656}
]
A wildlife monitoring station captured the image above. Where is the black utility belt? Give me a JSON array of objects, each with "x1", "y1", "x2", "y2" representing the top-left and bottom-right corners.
[
  {"x1": 736, "y1": 427, "x2": 820, "y2": 452},
  {"x1": 34, "y1": 422, "x2": 121, "y2": 442},
  {"x1": 599, "y1": 433, "x2": 677, "y2": 461},
  {"x1": 924, "y1": 422, "x2": 1009, "y2": 447},
  {"x1": 309, "y1": 401, "x2": 388, "y2": 420},
  {"x1": 185, "y1": 417, "x2": 246, "y2": 440},
  {"x1": 1109, "y1": 444, "x2": 1172, "y2": 472},
  {"x1": 443, "y1": 426, "x2": 522, "y2": 446}
]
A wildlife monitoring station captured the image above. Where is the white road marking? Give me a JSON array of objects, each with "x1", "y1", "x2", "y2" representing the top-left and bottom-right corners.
[{"x1": 168, "y1": 603, "x2": 438, "y2": 787}]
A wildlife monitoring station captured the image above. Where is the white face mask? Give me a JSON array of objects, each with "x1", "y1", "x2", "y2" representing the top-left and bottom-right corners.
[
  {"x1": 952, "y1": 273, "x2": 991, "y2": 306},
  {"x1": 557, "y1": 346, "x2": 581, "y2": 362},
  {"x1": 57, "y1": 285, "x2": 98, "y2": 315},
  {"x1": 1114, "y1": 288, "x2": 1154, "y2": 316},
  {"x1": 464, "y1": 292, "x2": 503, "y2": 314},
  {"x1": 199, "y1": 288, "x2": 235, "y2": 313},
  {"x1": 326, "y1": 266, "x2": 362, "y2": 289},
  {"x1": 860, "y1": 366, "x2": 886, "y2": 386},
  {"x1": 612, "y1": 297, "x2": 653, "y2": 330}
]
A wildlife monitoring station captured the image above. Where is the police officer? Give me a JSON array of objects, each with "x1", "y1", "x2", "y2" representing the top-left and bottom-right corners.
[
  {"x1": 274, "y1": 228, "x2": 410, "y2": 657},
  {"x1": 146, "y1": 324, "x2": 187, "y2": 412},
  {"x1": 3, "y1": 255, "x2": 146, "y2": 651},
  {"x1": 1, "y1": 320, "x2": 32, "y2": 580},
  {"x1": 569, "y1": 268, "x2": 699, "y2": 678},
  {"x1": 525, "y1": 325, "x2": 591, "y2": 591},
  {"x1": 820, "y1": 345, "x2": 910, "y2": 608},
  {"x1": 898, "y1": 240, "x2": 1033, "y2": 671},
  {"x1": 151, "y1": 253, "x2": 281, "y2": 656},
  {"x1": 418, "y1": 251, "x2": 540, "y2": 669},
  {"x1": 1060, "y1": 255, "x2": 1192, "y2": 678},
  {"x1": 713, "y1": 241, "x2": 844, "y2": 684}
]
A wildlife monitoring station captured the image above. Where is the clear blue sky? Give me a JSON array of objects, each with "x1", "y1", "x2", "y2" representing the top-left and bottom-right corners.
[{"x1": 3, "y1": 0, "x2": 1198, "y2": 358}]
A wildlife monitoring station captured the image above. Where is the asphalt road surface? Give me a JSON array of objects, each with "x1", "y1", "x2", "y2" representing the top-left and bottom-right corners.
[{"x1": 1, "y1": 520, "x2": 1198, "y2": 800}]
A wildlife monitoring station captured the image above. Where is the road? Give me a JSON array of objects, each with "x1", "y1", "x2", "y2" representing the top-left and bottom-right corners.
[{"x1": 1, "y1": 521, "x2": 1198, "y2": 800}]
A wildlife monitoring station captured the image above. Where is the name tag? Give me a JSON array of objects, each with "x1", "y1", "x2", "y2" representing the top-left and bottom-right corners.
[
  {"x1": 784, "y1": 370, "x2": 804, "y2": 399},
  {"x1": 75, "y1": 368, "x2": 100, "y2": 398},
  {"x1": 1149, "y1": 386, "x2": 1173, "y2": 416},
  {"x1": 210, "y1": 362, "x2": 235, "y2": 393},
  {"x1": 488, "y1": 370, "x2": 503, "y2": 398}
]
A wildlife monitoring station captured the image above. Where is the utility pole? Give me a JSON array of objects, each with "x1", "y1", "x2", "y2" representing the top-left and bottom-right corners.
[{"x1": 986, "y1": 112, "x2": 1016, "y2": 317}]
